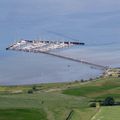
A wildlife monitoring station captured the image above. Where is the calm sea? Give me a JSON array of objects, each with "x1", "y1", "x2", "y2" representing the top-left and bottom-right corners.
[{"x1": 0, "y1": 0, "x2": 120, "y2": 85}]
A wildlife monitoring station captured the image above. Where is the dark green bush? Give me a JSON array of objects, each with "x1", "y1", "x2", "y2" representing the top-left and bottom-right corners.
[
  {"x1": 103, "y1": 97, "x2": 115, "y2": 106},
  {"x1": 89, "y1": 103, "x2": 96, "y2": 107},
  {"x1": 27, "y1": 89, "x2": 33, "y2": 94},
  {"x1": 32, "y1": 85, "x2": 37, "y2": 91}
]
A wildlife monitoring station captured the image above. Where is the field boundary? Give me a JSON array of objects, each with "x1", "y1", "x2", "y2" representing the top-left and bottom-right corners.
[
  {"x1": 66, "y1": 110, "x2": 74, "y2": 120},
  {"x1": 90, "y1": 108, "x2": 101, "y2": 120}
]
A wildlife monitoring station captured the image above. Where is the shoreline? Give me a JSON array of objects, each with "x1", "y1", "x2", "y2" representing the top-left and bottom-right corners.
[{"x1": 0, "y1": 67, "x2": 118, "y2": 87}]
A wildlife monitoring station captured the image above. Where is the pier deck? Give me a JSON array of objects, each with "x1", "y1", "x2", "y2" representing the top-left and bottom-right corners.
[
  {"x1": 36, "y1": 51, "x2": 108, "y2": 70},
  {"x1": 6, "y1": 40, "x2": 108, "y2": 70}
]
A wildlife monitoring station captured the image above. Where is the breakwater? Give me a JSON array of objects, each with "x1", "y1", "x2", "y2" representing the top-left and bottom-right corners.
[{"x1": 6, "y1": 40, "x2": 108, "y2": 70}]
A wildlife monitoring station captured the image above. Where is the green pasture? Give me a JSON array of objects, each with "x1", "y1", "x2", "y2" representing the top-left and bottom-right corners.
[
  {"x1": 0, "y1": 75, "x2": 119, "y2": 120},
  {"x1": 92, "y1": 106, "x2": 120, "y2": 120},
  {"x1": 63, "y1": 77, "x2": 120, "y2": 99},
  {"x1": 0, "y1": 109, "x2": 47, "y2": 120}
]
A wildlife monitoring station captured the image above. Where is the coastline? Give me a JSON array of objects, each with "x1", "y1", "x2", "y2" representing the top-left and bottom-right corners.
[{"x1": 0, "y1": 67, "x2": 119, "y2": 88}]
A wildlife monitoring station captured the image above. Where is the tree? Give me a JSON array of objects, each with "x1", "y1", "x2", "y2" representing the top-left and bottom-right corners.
[
  {"x1": 104, "y1": 97, "x2": 115, "y2": 106},
  {"x1": 32, "y1": 85, "x2": 37, "y2": 91},
  {"x1": 28, "y1": 89, "x2": 33, "y2": 94}
]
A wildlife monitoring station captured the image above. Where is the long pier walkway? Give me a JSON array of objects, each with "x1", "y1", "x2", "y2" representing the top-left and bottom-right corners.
[
  {"x1": 7, "y1": 48, "x2": 108, "y2": 70},
  {"x1": 41, "y1": 51, "x2": 108, "y2": 70}
]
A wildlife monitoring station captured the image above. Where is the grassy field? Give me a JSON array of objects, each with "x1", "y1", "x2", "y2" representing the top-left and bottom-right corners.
[
  {"x1": 70, "y1": 108, "x2": 96, "y2": 120},
  {"x1": 63, "y1": 77, "x2": 120, "y2": 100},
  {"x1": 0, "y1": 71, "x2": 120, "y2": 120},
  {"x1": 0, "y1": 92, "x2": 93, "y2": 120},
  {"x1": 0, "y1": 109, "x2": 47, "y2": 120},
  {"x1": 91, "y1": 106, "x2": 120, "y2": 120}
]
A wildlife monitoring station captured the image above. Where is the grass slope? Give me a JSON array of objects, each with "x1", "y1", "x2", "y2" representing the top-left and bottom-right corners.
[
  {"x1": 0, "y1": 75, "x2": 119, "y2": 120},
  {"x1": 92, "y1": 106, "x2": 120, "y2": 120},
  {"x1": 0, "y1": 109, "x2": 47, "y2": 120},
  {"x1": 71, "y1": 108, "x2": 96, "y2": 120},
  {"x1": 0, "y1": 93, "x2": 87, "y2": 120},
  {"x1": 63, "y1": 77, "x2": 120, "y2": 100}
]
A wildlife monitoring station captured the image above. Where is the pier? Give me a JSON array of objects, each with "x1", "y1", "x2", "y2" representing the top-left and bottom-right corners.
[
  {"x1": 35, "y1": 51, "x2": 108, "y2": 70},
  {"x1": 6, "y1": 40, "x2": 108, "y2": 70}
]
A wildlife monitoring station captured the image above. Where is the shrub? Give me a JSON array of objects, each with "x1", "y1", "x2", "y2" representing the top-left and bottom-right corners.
[
  {"x1": 90, "y1": 103, "x2": 96, "y2": 107},
  {"x1": 74, "y1": 80, "x2": 79, "y2": 83},
  {"x1": 103, "y1": 97, "x2": 115, "y2": 106},
  {"x1": 32, "y1": 85, "x2": 37, "y2": 91},
  {"x1": 89, "y1": 78, "x2": 93, "y2": 81},
  {"x1": 109, "y1": 74, "x2": 112, "y2": 76},
  {"x1": 28, "y1": 89, "x2": 33, "y2": 94},
  {"x1": 81, "y1": 79, "x2": 84, "y2": 82}
]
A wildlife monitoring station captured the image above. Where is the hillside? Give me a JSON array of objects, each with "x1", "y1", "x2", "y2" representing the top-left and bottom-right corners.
[{"x1": 0, "y1": 69, "x2": 120, "y2": 120}]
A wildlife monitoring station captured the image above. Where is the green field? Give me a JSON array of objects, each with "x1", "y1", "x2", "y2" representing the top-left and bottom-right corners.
[
  {"x1": 0, "y1": 109, "x2": 47, "y2": 120},
  {"x1": 63, "y1": 77, "x2": 120, "y2": 100},
  {"x1": 92, "y1": 106, "x2": 120, "y2": 120},
  {"x1": 0, "y1": 75, "x2": 120, "y2": 120},
  {"x1": 0, "y1": 92, "x2": 90, "y2": 120}
]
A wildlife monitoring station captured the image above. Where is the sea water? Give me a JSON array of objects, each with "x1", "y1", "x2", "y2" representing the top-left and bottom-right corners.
[{"x1": 0, "y1": 0, "x2": 120, "y2": 85}]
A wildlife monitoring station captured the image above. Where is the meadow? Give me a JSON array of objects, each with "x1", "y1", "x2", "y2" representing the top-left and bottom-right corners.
[
  {"x1": 91, "y1": 106, "x2": 120, "y2": 120},
  {"x1": 0, "y1": 70, "x2": 120, "y2": 120}
]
